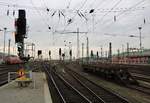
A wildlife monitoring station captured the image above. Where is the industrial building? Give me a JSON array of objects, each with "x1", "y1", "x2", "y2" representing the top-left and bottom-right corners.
[{"x1": 112, "y1": 49, "x2": 150, "y2": 64}]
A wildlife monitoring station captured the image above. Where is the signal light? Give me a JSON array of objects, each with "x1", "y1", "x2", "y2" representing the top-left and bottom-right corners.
[
  {"x1": 15, "y1": 9, "x2": 26, "y2": 43},
  {"x1": 69, "y1": 50, "x2": 72, "y2": 56},
  {"x1": 16, "y1": 18, "x2": 26, "y2": 35},
  {"x1": 18, "y1": 46, "x2": 22, "y2": 52},
  {"x1": 18, "y1": 10, "x2": 26, "y2": 19},
  {"x1": 15, "y1": 32, "x2": 23, "y2": 43},
  {"x1": 59, "y1": 48, "x2": 61, "y2": 56},
  {"x1": 91, "y1": 50, "x2": 94, "y2": 57},
  {"x1": 49, "y1": 50, "x2": 51, "y2": 56},
  {"x1": 38, "y1": 50, "x2": 42, "y2": 56}
]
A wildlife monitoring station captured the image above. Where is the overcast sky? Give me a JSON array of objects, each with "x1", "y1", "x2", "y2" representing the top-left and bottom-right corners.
[{"x1": 0, "y1": 0, "x2": 150, "y2": 59}]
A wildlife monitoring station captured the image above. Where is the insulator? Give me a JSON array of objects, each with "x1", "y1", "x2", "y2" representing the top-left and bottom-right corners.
[
  {"x1": 89, "y1": 9, "x2": 94, "y2": 13},
  {"x1": 46, "y1": 8, "x2": 50, "y2": 12}
]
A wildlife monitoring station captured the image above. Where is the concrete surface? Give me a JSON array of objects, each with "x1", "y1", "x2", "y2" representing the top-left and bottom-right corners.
[{"x1": 0, "y1": 72, "x2": 53, "y2": 103}]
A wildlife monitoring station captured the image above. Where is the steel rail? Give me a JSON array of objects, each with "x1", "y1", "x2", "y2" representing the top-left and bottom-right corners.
[
  {"x1": 44, "y1": 65, "x2": 91, "y2": 103},
  {"x1": 44, "y1": 67, "x2": 66, "y2": 103},
  {"x1": 65, "y1": 66, "x2": 130, "y2": 103},
  {"x1": 64, "y1": 69, "x2": 105, "y2": 103}
]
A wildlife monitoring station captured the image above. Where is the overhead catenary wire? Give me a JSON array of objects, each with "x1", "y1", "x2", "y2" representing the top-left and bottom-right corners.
[
  {"x1": 95, "y1": 0, "x2": 123, "y2": 26},
  {"x1": 29, "y1": 0, "x2": 51, "y2": 30},
  {"x1": 116, "y1": 0, "x2": 146, "y2": 17},
  {"x1": 94, "y1": 0, "x2": 107, "y2": 9},
  {"x1": 62, "y1": 0, "x2": 88, "y2": 31},
  {"x1": 100, "y1": 0, "x2": 147, "y2": 30},
  {"x1": 0, "y1": 1, "x2": 149, "y2": 36},
  {"x1": 0, "y1": 1, "x2": 146, "y2": 14}
]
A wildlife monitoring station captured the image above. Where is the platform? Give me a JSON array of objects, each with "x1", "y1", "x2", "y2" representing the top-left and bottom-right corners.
[{"x1": 0, "y1": 72, "x2": 53, "y2": 103}]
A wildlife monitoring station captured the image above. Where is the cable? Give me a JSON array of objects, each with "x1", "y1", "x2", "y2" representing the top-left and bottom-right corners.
[
  {"x1": 29, "y1": 0, "x2": 50, "y2": 29},
  {"x1": 0, "y1": 1, "x2": 47, "y2": 11},
  {"x1": 117, "y1": 0, "x2": 146, "y2": 17},
  {"x1": 94, "y1": 0, "x2": 106, "y2": 9},
  {"x1": 1, "y1": 1, "x2": 145, "y2": 14},
  {"x1": 100, "y1": 0, "x2": 146, "y2": 30},
  {"x1": 63, "y1": 0, "x2": 88, "y2": 31},
  {"x1": 95, "y1": 0, "x2": 123, "y2": 26}
]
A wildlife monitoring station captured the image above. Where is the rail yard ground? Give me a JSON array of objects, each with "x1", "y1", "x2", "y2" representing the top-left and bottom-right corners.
[
  {"x1": 62, "y1": 62, "x2": 150, "y2": 103},
  {"x1": 0, "y1": 61, "x2": 150, "y2": 103}
]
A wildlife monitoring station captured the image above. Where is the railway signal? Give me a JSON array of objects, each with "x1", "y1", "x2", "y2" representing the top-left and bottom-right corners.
[
  {"x1": 14, "y1": 9, "x2": 29, "y2": 61},
  {"x1": 59, "y1": 48, "x2": 62, "y2": 60},
  {"x1": 91, "y1": 50, "x2": 94, "y2": 58},
  {"x1": 15, "y1": 10, "x2": 26, "y2": 43},
  {"x1": 38, "y1": 50, "x2": 42, "y2": 56},
  {"x1": 49, "y1": 50, "x2": 51, "y2": 60},
  {"x1": 69, "y1": 49, "x2": 72, "y2": 60}
]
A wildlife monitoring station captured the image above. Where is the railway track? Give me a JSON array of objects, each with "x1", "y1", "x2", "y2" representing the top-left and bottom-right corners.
[
  {"x1": 61, "y1": 65, "x2": 130, "y2": 103},
  {"x1": 77, "y1": 63, "x2": 150, "y2": 96},
  {"x1": 126, "y1": 84, "x2": 150, "y2": 95},
  {"x1": 60, "y1": 68, "x2": 104, "y2": 103},
  {"x1": 43, "y1": 64, "x2": 92, "y2": 103},
  {"x1": 128, "y1": 65, "x2": 150, "y2": 77},
  {"x1": 125, "y1": 73, "x2": 150, "y2": 95},
  {"x1": 43, "y1": 62, "x2": 150, "y2": 103},
  {"x1": 0, "y1": 64, "x2": 19, "y2": 86},
  {"x1": 131, "y1": 73, "x2": 150, "y2": 83}
]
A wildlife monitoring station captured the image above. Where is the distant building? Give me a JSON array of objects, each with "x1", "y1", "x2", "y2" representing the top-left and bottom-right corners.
[{"x1": 112, "y1": 49, "x2": 150, "y2": 64}]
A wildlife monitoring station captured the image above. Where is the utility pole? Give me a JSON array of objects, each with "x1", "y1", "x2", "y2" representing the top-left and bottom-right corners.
[
  {"x1": 117, "y1": 49, "x2": 120, "y2": 63},
  {"x1": 31, "y1": 43, "x2": 34, "y2": 58},
  {"x1": 96, "y1": 51, "x2": 99, "y2": 60},
  {"x1": 138, "y1": 27, "x2": 142, "y2": 64},
  {"x1": 69, "y1": 42, "x2": 72, "y2": 61},
  {"x1": 105, "y1": 51, "x2": 108, "y2": 58},
  {"x1": 77, "y1": 28, "x2": 80, "y2": 59},
  {"x1": 86, "y1": 37, "x2": 89, "y2": 62},
  {"x1": 82, "y1": 43, "x2": 84, "y2": 62},
  {"x1": 138, "y1": 27, "x2": 142, "y2": 51},
  {"x1": 122, "y1": 44, "x2": 124, "y2": 60},
  {"x1": 101, "y1": 45, "x2": 103, "y2": 58},
  {"x1": 127, "y1": 42, "x2": 129, "y2": 64},
  {"x1": 108, "y1": 42, "x2": 112, "y2": 63},
  {"x1": 8, "y1": 39, "x2": 11, "y2": 56},
  {"x1": 3, "y1": 27, "x2": 7, "y2": 57}
]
